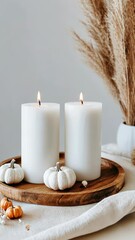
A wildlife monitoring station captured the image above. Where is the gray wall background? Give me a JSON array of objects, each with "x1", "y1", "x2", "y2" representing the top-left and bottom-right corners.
[{"x1": 0, "y1": 0, "x2": 121, "y2": 161}]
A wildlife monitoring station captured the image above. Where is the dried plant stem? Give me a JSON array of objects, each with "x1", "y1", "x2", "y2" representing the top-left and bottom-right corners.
[{"x1": 74, "y1": 0, "x2": 135, "y2": 125}]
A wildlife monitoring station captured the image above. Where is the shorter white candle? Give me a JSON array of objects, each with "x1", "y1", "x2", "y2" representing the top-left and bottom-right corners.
[
  {"x1": 65, "y1": 93, "x2": 102, "y2": 181},
  {"x1": 21, "y1": 92, "x2": 60, "y2": 183}
]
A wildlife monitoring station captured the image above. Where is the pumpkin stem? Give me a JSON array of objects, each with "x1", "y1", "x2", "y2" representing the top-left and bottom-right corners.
[
  {"x1": 56, "y1": 162, "x2": 61, "y2": 171},
  {"x1": 4, "y1": 196, "x2": 8, "y2": 201},
  {"x1": 10, "y1": 159, "x2": 15, "y2": 169}
]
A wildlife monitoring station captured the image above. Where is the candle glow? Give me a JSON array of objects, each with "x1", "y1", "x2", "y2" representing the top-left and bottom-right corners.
[
  {"x1": 37, "y1": 91, "x2": 41, "y2": 106},
  {"x1": 80, "y1": 92, "x2": 84, "y2": 105}
]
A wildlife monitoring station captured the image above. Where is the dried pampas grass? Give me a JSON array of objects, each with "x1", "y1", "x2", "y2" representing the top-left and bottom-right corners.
[
  {"x1": 131, "y1": 149, "x2": 135, "y2": 165},
  {"x1": 74, "y1": 0, "x2": 135, "y2": 125}
]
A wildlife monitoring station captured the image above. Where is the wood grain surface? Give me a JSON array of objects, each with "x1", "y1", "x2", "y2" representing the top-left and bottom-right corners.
[{"x1": 0, "y1": 153, "x2": 125, "y2": 206}]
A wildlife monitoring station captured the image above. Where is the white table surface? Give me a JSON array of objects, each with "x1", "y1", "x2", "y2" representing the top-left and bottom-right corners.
[{"x1": 0, "y1": 152, "x2": 135, "y2": 240}]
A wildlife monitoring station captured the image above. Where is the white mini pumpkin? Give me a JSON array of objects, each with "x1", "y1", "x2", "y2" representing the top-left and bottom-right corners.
[
  {"x1": 43, "y1": 162, "x2": 76, "y2": 190},
  {"x1": 0, "y1": 159, "x2": 24, "y2": 184}
]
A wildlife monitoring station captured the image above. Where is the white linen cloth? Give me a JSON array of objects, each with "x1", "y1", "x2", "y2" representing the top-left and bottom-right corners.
[
  {"x1": 25, "y1": 190, "x2": 135, "y2": 240},
  {"x1": 0, "y1": 150, "x2": 135, "y2": 240},
  {"x1": 102, "y1": 143, "x2": 131, "y2": 159}
]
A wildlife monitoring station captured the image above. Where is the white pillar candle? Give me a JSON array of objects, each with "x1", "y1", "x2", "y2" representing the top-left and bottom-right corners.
[
  {"x1": 21, "y1": 92, "x2": 60, "y2": 184},
  {"x1": 65, "y1": 93, "x2": 102, "y2": 181}
]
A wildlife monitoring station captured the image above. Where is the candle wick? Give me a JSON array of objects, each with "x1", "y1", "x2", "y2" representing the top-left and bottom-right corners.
[
  {"x1": 80, "y1": 99, "x2": 84, "y2": 105},
  {"x1": 38, "y1": 100, "x2": 41, "y2": 106}
]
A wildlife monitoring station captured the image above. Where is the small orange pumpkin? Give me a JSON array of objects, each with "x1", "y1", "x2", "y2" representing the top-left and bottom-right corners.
[
  {"x1": 6, "y1": 206, "x2": 23, "y2": 219},
  {"x1": 0, "y1": 197, "x2": 13, "y2": 211}
]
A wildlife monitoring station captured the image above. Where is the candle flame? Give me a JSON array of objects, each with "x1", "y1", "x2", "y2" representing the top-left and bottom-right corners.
[
  {"x1": 37, "y1": 91, "x2": 41, "y2": 106},
  {"x1": 80, "y1": 92, "x2": 84, "y2": 105}
]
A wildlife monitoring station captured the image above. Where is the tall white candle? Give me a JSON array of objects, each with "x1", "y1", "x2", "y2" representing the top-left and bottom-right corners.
[
  {"x1": 21, "y1": 92, "x2": 60, "y2": 184},
  {"x1": 65, "y1": 93, "x2": 102, "y2": 181}
]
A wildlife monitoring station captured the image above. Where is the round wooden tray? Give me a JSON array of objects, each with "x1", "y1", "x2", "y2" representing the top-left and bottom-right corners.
[{"x1": 0, "y1": 153, "x2": 125, "y2": 206}]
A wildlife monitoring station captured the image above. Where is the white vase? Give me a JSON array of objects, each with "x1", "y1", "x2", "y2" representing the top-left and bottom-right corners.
[{"x1": 117, "y1": 123, "x2": 135, "y2": 155}]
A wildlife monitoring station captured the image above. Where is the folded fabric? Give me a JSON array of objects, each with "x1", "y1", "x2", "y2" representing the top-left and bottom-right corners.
[
  {"x1": 102, "y1": 143, "x2": 131, "y2": 159},
  {"x1": 25, "y1": 190, "x2": 135, "y2": 240}
]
